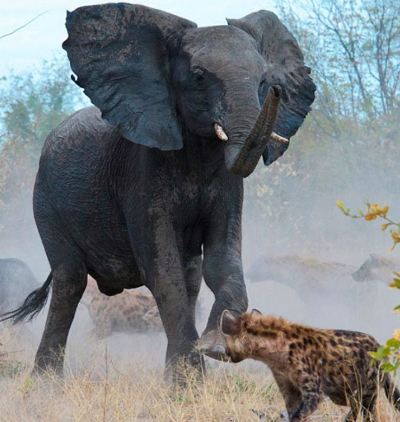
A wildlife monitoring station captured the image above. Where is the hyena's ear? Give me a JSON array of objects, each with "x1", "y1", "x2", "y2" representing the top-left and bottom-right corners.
[
  {"x1": 251, "y1": 308, "x2": 262, "y2": 315},
  {"x1": 220, "y1": 310, "x2": 241, "y2": 336}
]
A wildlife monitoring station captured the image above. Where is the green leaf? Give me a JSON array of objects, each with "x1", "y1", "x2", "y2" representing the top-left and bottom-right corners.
[
  {"x1": 370, "y1": 346, "x2": 389, "y2": 360},
  {"x1": 336, "y1": 200, "x2": 345, "y2": 209},
  {"x1": 386, "y1": 338, "x2": 400, "y2": 349},
  {"x1": 381, "y1": 362, "x2": 396, "y2": 373},
  {"x1": 390, "y1": 279, "x2": 400, "y2": 289},
  {"x1": 369, "y1": 351, "x2": 380, "y2": 360}
]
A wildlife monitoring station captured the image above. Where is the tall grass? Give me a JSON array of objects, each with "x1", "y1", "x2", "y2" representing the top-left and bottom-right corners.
[{"x1": 0, "y1": 325, "x2": 397, "y2": 421}]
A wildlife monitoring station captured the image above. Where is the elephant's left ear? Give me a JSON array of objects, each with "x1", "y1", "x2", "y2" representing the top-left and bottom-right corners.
[
  {"x1": 227, "y1": 11, "x2": 316, "y2": 164},
  {"x1": 63, "y1": 4, "x2": 197, "y2": 150}
]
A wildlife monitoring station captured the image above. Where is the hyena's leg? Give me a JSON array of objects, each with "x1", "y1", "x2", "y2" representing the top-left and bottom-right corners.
[
  {"x1": 274, "y1": 374, "x2": 302, "y2": 420},
  {"x1": 344, "y1": 408, "x2": 358, "y2": 422},
  {"x1": 347, "y1": 378, "x2": 377, "y2": 422},
  {"x1": 345, "y1": 394, "x2": 364, "y2": 422},
  {"x1": 290, "y1": 382, "x2": 322, "y2": 422},
  {"x1": 92, "y1": 316, "x2": 113, "y2": 339}
]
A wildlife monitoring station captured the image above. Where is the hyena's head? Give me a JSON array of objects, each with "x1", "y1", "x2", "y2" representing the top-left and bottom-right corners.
[
  {"x1": 220, "y1": 309, "x2": 278, "y2": 363},
  {"x1": 220, "y1": 310, "x2": 249, "y2": 362},
  {"x1": 220, "y1": 309, "x2": 289, "y2": 362}
]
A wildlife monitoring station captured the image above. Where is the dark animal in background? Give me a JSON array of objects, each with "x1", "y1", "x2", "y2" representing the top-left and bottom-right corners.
[
  {"x1": 0, "y1": 259, "x2": 39, "y2": 313},
  {"x1": 1, "y1": 3, "x2": 315, "y2": 380},
  {"x1": 353, "y1": 254, "x2": 399, "y2": 283},
  {"x1": 246, "y1": 255, "x2": 357, "y2": 312},
  {"x1": 247, "y1": 255, "x2": 355, "y2": 285},
  {"x1": 221, "y1": 310, "x2": 400, "y2": 422}
]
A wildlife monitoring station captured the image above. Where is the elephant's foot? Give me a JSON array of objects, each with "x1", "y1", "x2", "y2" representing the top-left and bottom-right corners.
[
  {"x1": 164, "y1": 351, "x2": 205, "y2": 386},
  {"x1": 31, "y1": 365, "x2": 64, "y2": 379},
  {"x1": 32, "y1": 353, "x2": 64, "y2": 378},
  {"x1": 197, "y1": 329, "x2": 230, "y2": 361}
]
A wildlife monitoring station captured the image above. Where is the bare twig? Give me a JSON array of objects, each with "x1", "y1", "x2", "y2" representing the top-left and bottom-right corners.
[{"x1": 0, "y1": 11, "x2": 48, "y2": 40}]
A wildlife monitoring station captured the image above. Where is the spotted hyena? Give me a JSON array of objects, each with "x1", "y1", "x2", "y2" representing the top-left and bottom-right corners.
[
  {"x1": 83, "y1": 278, "x2": 163, "y2": 338},
  {"x1": 220, "y1": 310, "x2": 400, "y2": 422}
]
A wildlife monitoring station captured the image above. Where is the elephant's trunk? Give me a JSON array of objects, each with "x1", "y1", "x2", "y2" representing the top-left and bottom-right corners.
[{"x1": 222, "y1": 86, "x2": 282, "y2": 178}]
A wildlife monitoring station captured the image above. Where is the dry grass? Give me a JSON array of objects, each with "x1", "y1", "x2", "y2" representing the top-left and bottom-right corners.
[{"x1": 0, "y1": 324, "x2": 398, "y2": 422}]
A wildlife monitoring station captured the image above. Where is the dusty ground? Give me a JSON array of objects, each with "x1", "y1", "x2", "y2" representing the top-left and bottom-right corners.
[
  {"x1": 0, "y1": 255, "x2": 399, "y2": 421},
  {"x1": 0, "y1": 324, "x2": 398, "y2": 422}
]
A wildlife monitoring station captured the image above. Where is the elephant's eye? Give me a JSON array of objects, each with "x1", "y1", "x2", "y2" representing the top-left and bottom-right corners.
[
  {"x1": 258, "y1": 79, "x2": 269, "y2": 103},
  {"x1": 191, "y1": 67, "x2": 205, "y2": 83}
]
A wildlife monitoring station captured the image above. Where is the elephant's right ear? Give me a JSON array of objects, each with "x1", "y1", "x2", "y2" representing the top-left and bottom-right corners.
[{"x1": 63, "y1": 4, "x2": 196, "y2": 150}]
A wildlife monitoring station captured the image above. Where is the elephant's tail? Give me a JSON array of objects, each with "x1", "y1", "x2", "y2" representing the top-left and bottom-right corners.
[{"x1": 0, "y1": 273, "x2": 52, "y2": 324}]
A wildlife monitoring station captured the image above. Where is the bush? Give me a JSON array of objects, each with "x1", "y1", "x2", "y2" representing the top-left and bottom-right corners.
[{"x1": 337, "y1": 201, "x2": 400, "y2": 372}]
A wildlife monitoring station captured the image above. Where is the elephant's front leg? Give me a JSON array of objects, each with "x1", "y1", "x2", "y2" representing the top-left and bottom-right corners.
[
  {"x1": 198, "y1": 213, "x2": 248, "y2": 358},
  {"x1": 153, "y1": 273, "x2": 202, "y2": 382},
  {"x1": 134, "y1": 222, "x2": 202, "y2": 382}
]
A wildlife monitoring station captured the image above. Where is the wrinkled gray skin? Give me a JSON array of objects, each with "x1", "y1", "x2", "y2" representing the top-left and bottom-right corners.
[
  {"x1": 2, "y1": 4, "x2": 315, "y2": 381},
  {"x1": 0, "y1": 259, "x2": 39, "y2": 312}
]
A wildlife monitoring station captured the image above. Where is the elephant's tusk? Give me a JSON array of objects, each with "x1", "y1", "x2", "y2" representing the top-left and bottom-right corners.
[
  {"x1": 214, "y1": 123, "x2": 228, "y2": 142},
  {"x1": 270, "y1": 131, "x2": 289, "y2": 144}
]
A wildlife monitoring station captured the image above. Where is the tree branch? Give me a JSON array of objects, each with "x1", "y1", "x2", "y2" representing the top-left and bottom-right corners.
[{"x1": 0, "y1": 11, "x2": 48, "y2": 40}]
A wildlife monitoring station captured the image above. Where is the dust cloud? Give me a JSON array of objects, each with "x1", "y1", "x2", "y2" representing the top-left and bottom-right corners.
[{"x1": 0, "y1": 132, "x2": 399, "y2": 371}]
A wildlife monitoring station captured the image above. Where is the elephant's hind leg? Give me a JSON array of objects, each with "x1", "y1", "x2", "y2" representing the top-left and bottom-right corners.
[
  {"x1": 34, "y1": 259, "x2": 87, "y2": 375},
  {"x1": 33, "y1": 193, "x2": 87, "y2": 375}
]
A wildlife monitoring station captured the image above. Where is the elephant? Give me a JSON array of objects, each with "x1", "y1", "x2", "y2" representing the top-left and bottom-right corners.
[
  {"x1": 1, "y1": 3, "x2": 315, "y2": 380},
  {"x1": 0, "y1": 258, "x2": 39, "y2": 313}
]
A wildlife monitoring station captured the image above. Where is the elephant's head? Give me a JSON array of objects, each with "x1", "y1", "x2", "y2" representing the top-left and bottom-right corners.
[{"x1": 63, "y1": 4, "x2": 315, "y2": 177}]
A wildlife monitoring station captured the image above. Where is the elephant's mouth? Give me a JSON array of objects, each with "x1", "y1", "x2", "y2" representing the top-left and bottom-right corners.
[
  {"x1": 214, "y1": 123, "x2": 288, "y2": 146},
  {"x1": 214, "y1": 86, "x2": 289, "y2": 178}
]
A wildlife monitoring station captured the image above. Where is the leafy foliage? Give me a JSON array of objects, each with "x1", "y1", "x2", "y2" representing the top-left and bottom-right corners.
[
  {"x1": 337, "y1": 201, "x2": 400, "y2": 372},
  {"x1": 0, "y1": 56, "x2": 84, "y2": 243},
  {"x1": 277, "y1": 0, "x2": 400, "y2": 121},
  {"x1": 337, "y1": 201, "x2": 400, "y2": 250}
]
